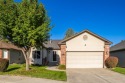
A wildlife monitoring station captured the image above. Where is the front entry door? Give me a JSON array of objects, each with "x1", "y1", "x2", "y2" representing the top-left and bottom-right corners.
[{"x1": 32, "y1": 51, "x2": 42, "y2": 65}]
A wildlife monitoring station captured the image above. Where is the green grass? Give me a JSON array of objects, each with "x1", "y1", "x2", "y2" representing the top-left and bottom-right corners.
[
  {"x1": 112, "y1": 67, "x2": 125, "y2": 74},
  {"x1": 58, "y1": 65, "x2": 66, "y2": 70},
  {"x1": 0, "y1": 64, "x2": 67, "y2": 81}
]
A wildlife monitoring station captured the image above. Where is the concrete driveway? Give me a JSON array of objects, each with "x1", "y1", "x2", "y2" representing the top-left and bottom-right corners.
[{"x1": 67, "y1": 68, "x2": 125, "y2": 83}]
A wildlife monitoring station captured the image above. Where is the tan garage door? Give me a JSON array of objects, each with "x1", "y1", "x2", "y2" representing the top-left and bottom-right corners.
[{"x1": 66, "y1": 52, "x2": 103, "y2": 68}]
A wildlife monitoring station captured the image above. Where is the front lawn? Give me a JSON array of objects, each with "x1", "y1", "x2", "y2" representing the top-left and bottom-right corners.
[
  {"x1": 0, "y1": 64, "x2": 67, "y2": 81},
  {"x1": 112, "y1": 67, "x2": 125, "y2": 74}
]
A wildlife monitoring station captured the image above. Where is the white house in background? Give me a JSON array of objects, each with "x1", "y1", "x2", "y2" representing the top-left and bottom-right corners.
[{"x1": 29, "y1": 30, "x2": 112, "y2": 68}]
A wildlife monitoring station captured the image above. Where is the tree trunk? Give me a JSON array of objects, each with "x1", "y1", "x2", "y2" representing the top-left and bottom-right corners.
[
  {"x1": 22, "y1": 48, "x2": 31, "y2": 71},
  {"x1": 25, "y1": 56, "x2": 29, "y2": 71}
]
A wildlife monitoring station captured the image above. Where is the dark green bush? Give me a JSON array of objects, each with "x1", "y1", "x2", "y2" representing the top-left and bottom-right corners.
[
  {"x1": 58, "y1": 65, "x2": 66, "y2": 70},
  {"x1": 105, "y1": 56, "x2": 118, "y2": 68},
  {"x1": 0, "y1": 58, "x2": 9, "y2": 72}
]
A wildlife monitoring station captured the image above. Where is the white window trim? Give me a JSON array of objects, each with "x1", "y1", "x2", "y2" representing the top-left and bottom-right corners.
[
  {"x1": 3, "y1": 50, "x2": 8, "y2": 59},
  {"x1": 32, "y1": 51, "x2": 41, "y2": 59}
]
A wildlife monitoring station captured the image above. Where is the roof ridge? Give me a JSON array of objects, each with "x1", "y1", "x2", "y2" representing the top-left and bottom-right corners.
[
  {"x1": 110, "y1": 40, "x2": 125, "y2": 51},
  {"x1": 59, "y1": 29, "x2": 112, "y2": 45},
  {"x1": 111, "y1": 40, "x2": 125, "y2": 47}
]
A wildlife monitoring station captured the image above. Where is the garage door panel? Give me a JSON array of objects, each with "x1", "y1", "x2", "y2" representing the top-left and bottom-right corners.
[
  {"x1": 68, "y1": 64, "x2": 103, "y2": 68},
  {"x1": 66, "y1": 52, "x2": 103, "y2": 68}
]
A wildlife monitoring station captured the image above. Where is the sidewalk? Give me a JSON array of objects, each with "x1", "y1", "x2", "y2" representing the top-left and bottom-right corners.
[{"x1": 0, "y1": 75, "x2": 66, "y2": 83}]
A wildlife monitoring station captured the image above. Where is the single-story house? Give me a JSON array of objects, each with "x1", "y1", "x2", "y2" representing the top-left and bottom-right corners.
[
  {"x1": 110, "y1": 40, "x2": 125, "y2": 67},
  {"x1": 0, "y1": 41, "x2": 25, "y2": 64},
  {"x1": 29, "y1": 30, "x2": 112, "y2": 68}
]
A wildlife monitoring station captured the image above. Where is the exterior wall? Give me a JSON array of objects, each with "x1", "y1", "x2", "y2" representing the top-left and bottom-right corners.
[
  {"x1": 29, "y1": 47, "x2": 61, "y2": 66},
  {"x1": 104, "y1": 45, "x2": 110, "y2": 61},
  {"x1": 29, "y1": 47, "x2": 42, "y2": 65},
  {"x1": 2, "y1": 49, "x2": 9, "y2": 59},
  {"x1": 0, "y1": 49, "x2": 26, "y2": 64},
  {"x1": 60, "y1": 45, "x2": 66, "y2": 65},
  {"x1": 104, "y1": 45, "x2": 110, "y2": 68},
  {"x1": 9, "y1": 49, "x2": 25, "y2": 64},
  {"x1": 56, "y1": 50, "x2": 61, "y2": 64},
  {"x1": 0, "y1": 49, "x2": 2, "y2": 58},
  {"x1": 66, "y1": 32, "x2": 105, "y2": 51},
  {"x1": 43, "y1": 48, "x2": 47, "y2": 58},
  {"x1": 110, "y1": 50, "x2": 125, "y2": 67},
  {"x1": 0, "y1": 49, "x2": 24, "y2": 64},
  {"x1": 48, "y1": 50, "x2": 61, "y2": 65}
]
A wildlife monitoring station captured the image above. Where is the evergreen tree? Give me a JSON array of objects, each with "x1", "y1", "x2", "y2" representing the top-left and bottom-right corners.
[{"x1": 64, "y1": 28, "x2": 75, "y2": 39}]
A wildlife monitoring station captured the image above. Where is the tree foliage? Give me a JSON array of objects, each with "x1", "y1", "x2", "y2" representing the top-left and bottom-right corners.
[
  {"x1": 64, "y1": 28, "x2": 75, "y2": 39},
  {"x1": 0, "y1": 0, "x2": 17, "y2": 41},
  {"x1": 0, "y1": 0, "x2": 51, "y2": 70}
]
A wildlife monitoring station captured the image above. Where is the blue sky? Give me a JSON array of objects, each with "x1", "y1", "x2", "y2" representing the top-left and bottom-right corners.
[{"x1": 15, "y1": 0, "x2": 125, "y2": 45}]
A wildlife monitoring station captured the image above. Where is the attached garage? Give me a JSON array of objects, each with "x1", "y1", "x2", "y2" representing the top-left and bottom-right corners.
[
  {"x1": 59, "y1": 30, "x2": 112, "y2": 68},
  {"x1": 66, "y1": 52, "x2": 103, "y2": 68}
]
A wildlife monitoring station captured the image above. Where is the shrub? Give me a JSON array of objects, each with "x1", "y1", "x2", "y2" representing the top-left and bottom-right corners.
[
  {"x1": 58, "y1": 65, "x2": 66, "y2": 70},
  {"x1": 0, "y1": 58, "x2": 9, "y2": 72},
  {"x1": 105, "y1": 56, "x2": 118, "y2": 68}
]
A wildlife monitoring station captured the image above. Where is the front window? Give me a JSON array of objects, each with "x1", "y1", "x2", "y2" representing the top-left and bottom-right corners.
[
  {"x1": 2, "y1": 50, "x2": 8, "y2": 59},
  {"x1": 32, "y1": 51, "x2": 40, "y2": 59},
  {"x1": 53, "y1": 51, "x2": 57, "y2": 61}
]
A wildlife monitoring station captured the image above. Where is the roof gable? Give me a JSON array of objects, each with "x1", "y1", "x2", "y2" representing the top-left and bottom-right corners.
[{"x1": 59, "y1": 30, "x2": 112, "y2": 45}]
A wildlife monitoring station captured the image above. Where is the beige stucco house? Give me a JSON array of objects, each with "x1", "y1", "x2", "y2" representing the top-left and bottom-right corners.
[{"x1": 30, "y1": 30, "x2": 112, "y2": 68}]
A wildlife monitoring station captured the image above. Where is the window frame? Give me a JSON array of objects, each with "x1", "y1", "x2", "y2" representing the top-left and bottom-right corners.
[
  {"x1": 53, "y1": 51, "x2": 57, "y2": 61},
  {"x1": 32, "y1": 51, "x2": 41, "y2": 59}
]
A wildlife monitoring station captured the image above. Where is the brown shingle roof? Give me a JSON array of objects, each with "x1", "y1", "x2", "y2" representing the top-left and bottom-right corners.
[
  {"x1": 110, "y1": 40, "x2": 125, "y2": 51},
  {"x1": 59, "y1": 30, "x2": 112, "y2": 45},
  {"x1": 0, "y1": 41, "x2": 21, "y2": 50}
]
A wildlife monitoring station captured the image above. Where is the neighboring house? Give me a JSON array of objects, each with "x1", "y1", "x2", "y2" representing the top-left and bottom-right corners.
[
  {"x1": 110, "y1": 40, "x2": 125, "y2": 67},
  {"x1": 0, "y1": 41, "x2": 25, "y2": 64},
  {"x1": 30, "y1": 30, "x2": 112, "y2": 68}
]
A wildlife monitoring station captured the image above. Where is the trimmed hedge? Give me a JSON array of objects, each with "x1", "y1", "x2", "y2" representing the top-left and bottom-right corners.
[
  {"x1": 0, "y1": 58, "x2": 9, "y2": 72},
  {"x1": 105, "y1": 56, "x2": 118, "y2": 68},
  {"x1": 58, "y1": 65, "x2": 66, "y2": 70}
]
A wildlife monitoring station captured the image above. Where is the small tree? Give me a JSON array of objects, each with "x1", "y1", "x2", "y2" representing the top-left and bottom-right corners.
[
  {"x1": 64, "y1": 28, "x2": 75, "y2": 39},
  {"x1": 0, "y1": 0, "x2": 51, "y2": 71}
]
